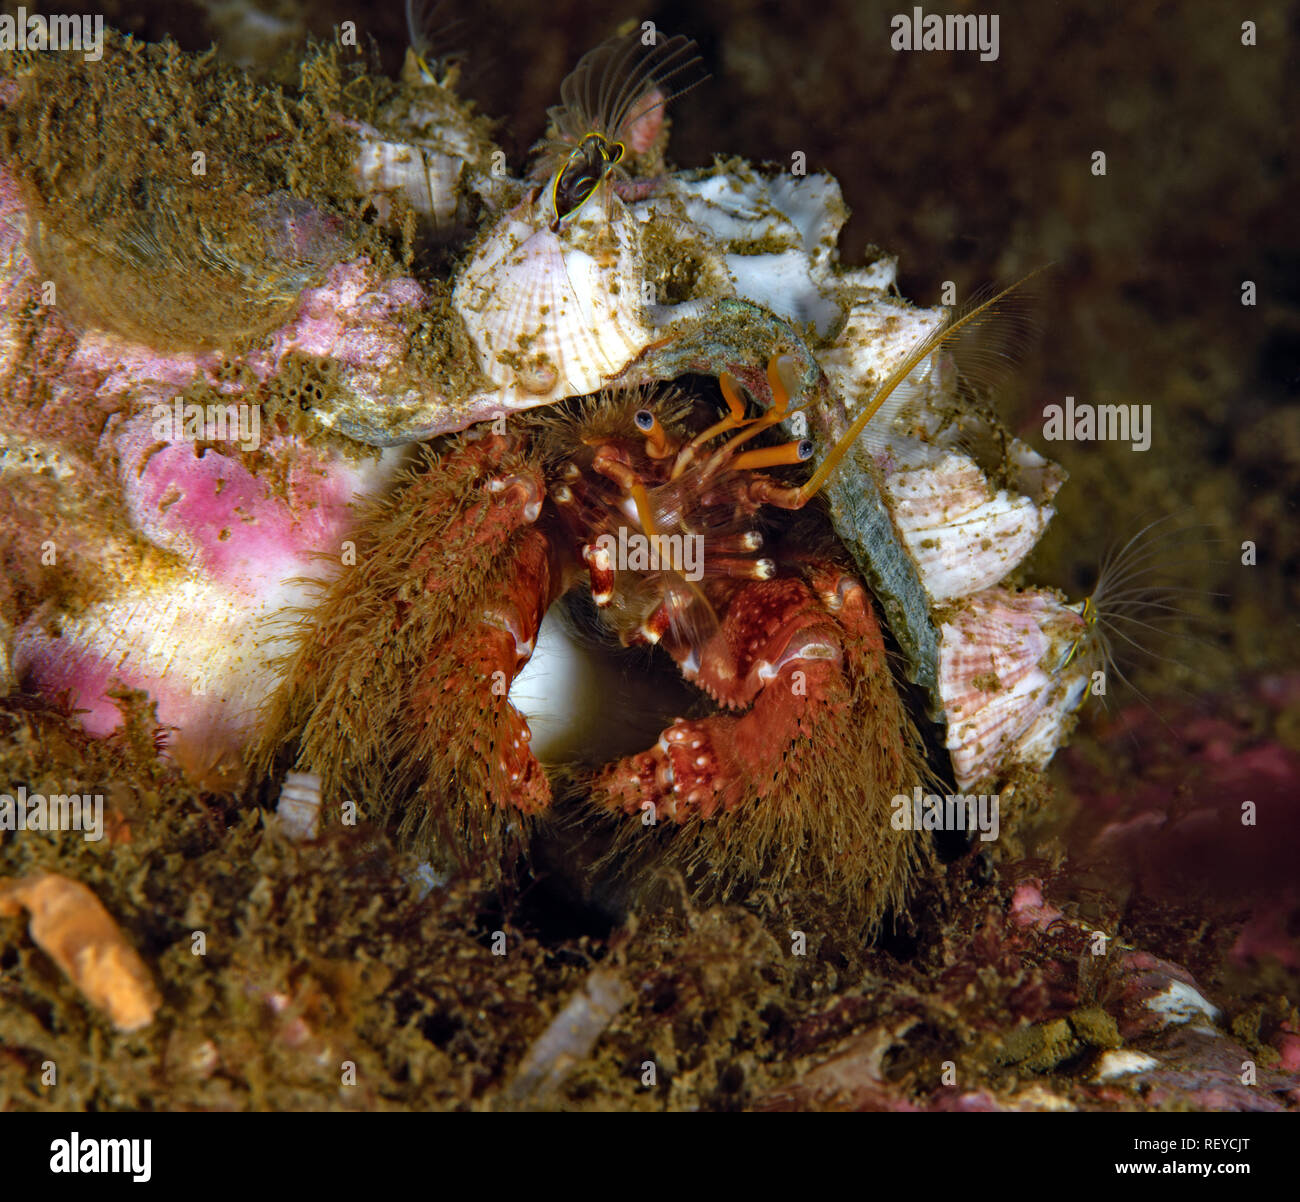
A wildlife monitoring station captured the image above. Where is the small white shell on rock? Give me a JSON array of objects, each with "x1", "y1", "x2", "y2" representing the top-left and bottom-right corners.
[
  {"x1": 277, "y1": 770, "x2": 322, "y2": 841},
  {"x1": 881, "y1": 451, "x2": 1055, "y2": 603},
  {"x1": 937, "y1": 587, "x2": 1089, "y2": 789},
  {"x1": 352, "y1": 125, "x2": 466, "y2": 228}
]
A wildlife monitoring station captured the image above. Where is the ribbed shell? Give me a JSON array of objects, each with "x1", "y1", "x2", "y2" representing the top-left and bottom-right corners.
[
  {"x1": 452, "y1": 192, "x2": 654, "y2": 409},
  {"x1": 352, "y1": 131, "x2": 464, "y2": 227},
  {"x1": 882, "y1": 451, "x2": 1055, "y2": 602},
  {"x1": 937, "y1": 587, "x2": 1088, "y2": 788}
]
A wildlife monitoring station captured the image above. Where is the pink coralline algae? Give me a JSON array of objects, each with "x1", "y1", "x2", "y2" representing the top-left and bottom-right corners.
[{"x1": 1, "y1": 164, "x2": 410, "y2": 784}]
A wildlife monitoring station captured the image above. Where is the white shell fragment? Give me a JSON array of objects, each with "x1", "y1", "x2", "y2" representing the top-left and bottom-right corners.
[
  {"x1": 818, "y1": 294, "x2": 948, "y2": 413},
  {"x1": 276, "y1": 771, "x2": 322, "y2": 841},
  {"x1": 937, "y1": 587, "x2": 1090, "y2": 789},
  {"x1": 881, "y1": 451, "x2": 1055, "y2": 603},
  {"x1": 1092, "y1": 1050, "x2": 1160, "y2": 1082},
  {"x1": 1145, "y1": 981, "x2": 1221, "y2": 1029}
]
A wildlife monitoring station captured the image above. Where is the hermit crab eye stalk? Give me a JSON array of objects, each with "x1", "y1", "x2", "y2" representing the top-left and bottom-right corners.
[{"x1": 542, "y1": 30, "x2": 709, "y2": 227}]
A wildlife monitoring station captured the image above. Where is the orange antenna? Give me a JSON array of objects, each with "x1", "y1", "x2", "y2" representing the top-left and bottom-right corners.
[{"x1": 795, "y1": 267, "x2": 1049, "y2": 505}]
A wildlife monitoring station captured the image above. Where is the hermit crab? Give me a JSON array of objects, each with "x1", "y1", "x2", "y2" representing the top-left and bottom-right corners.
[
  {"x1": 0, "y1": 26, "x2": 1123, "y2": 926},
  {"x1": 255, "y1": 360, "x2": 931, "y2": 917}
]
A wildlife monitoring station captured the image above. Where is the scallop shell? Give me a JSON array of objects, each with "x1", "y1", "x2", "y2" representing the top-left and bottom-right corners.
[
  {"x1": 880, "y1": 450, "x2": 1055, "y2": 603},
  {"x1": 818, "y1": 295, "x2": 947, "y2": 440},
  {"x1": 453, "y1": 190, "x2": 668, "y2": 411},
  {"x1": 937, "y1": 587, "x2": 1089, "y2": 789}
]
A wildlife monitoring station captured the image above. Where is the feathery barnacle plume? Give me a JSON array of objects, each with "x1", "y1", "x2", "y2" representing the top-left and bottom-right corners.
[
  {"x1": 1068, "y1": 515, "x2": 1223, "y2": 703},
  {"x1": 532, "y1": 28, "x2": 708, "y2": 227}
]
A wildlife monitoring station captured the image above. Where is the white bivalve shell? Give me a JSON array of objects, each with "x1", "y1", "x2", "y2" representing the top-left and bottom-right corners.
[
  {"x1": 453, "y1": 190, "x2": 693, "y2": 411},
  {"x1": 937, "y1": 587, "x2": 1090, "y2": 789}
]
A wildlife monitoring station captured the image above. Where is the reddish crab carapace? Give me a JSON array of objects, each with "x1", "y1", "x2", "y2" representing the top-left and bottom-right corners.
[{"x1": 257, "y1": 358, "x2": 928, "y2": 919}]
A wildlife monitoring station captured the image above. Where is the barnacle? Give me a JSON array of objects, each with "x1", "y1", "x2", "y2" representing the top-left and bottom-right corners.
[{"x1": 533, "y1": 29, "x2": 707, "y2": 226}]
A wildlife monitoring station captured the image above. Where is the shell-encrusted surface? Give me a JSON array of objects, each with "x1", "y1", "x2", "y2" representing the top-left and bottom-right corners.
[
  {"x1": 937, "y1": 587, "x2": 1089, "y2": 789},
  {"x1": 881, "y1": 451, "x2": 1055, "y2": 602},
  {"x1": 813, "y1": 280, "x2": 1066, "y2": 642},
  {"x1": 0, "y1": 28, "x2": 1097, "y2": 799},
  {"x1": 659, "y1": 165, "x2": 893, "y2": 337},
  {"x1": 11, "y1": 411, "x2": 404, "y2": 788}
]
